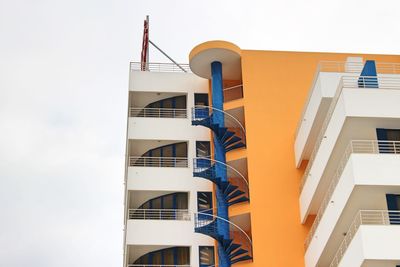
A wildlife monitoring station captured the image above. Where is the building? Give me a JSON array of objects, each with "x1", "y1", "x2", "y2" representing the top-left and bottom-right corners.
[{"x1": 123, "y1": 40, "x2": 400, "y2": 267}]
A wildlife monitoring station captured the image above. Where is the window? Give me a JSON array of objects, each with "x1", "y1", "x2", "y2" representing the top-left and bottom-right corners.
[
  {"x1": 199, "y1": 246, "x2": 215, "y2": 266},
  {"x1": 376, "y1": 128, "x2": 400, "y2": 153},
  {"x1": 138, "y1": 193, "x2": 188, "y2": 210},
  {"x1": 196, "y1": 141, "x2": 211, "y2": 168},
  {"x1": 197, "y1": 192, "x2": 213, "y2": 220},
  {"x1": 195, "y1": 93, "x2": 209, "y2": 106},
  {"x1": 134, "y1": 247, "x2": 190, "y2": 265},
  {"x1": 386, "y1": 194, "x2": 400, "y2": 225},
  {"x1": 141, "y1": 142, "x2": 188, "y2": 158},
  {"x1": 196, "y1": 141, "x2": 211, "y2": 158},
  {"x1": 146, "y1": 95, "x2": 187, "y2": 109}
]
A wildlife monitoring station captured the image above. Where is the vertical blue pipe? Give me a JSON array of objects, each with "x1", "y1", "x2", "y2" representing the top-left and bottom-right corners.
[{"x1": 211, "y1": 61, "x2": 230, "y2": 267}]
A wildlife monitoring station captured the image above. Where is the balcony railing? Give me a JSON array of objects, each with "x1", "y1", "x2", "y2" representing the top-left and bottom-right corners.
[
  {"x1": 330, "y1": 210, "x2": 400, "y2": 267},
  {"x1": 128, "y1": 209, "x2": 190, "y2": 220},
  {"x1": 128, "y1": 265, "x2": 191, "y2": 267},
  {"x1": 299, "y1": 76, "x2": 400, "y2": 192},
  {"x1": 305, "y1": 140, "x2": 400, "y2": 249},
  {"x1": 129, "y1": 107, "x2": 187, "y2": 118},
  {"x1": 319, "y1": 61, "x2": 400, "y2": 74},
  {"x1": 295, "y1": 61, "x2": 400, "y2": 137},
  {"x1": 129, "y1": 157, "x2": 188, "y2": 168},
  {"x1": 130, "y1": 62, "x2": 191, "y2": 73}
]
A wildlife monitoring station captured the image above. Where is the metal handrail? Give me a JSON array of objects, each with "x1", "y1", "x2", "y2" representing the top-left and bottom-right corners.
[
  {"x1": 342, "y1": 75, "x2": 400, "y2": 89},
  {"x1": 305, "y1": 140, "x2": 400, "y2": 249},
  {"x1": 194, "y1": 211, "x2": 252, "y2": 247},
  {"x1": 129, "y1": 156, "x2": 188, "y2": 167},
  {"x1": 223, "y1": 84, "x2": 243, "y2": 91},
  {"x1": 193, "y1": 157, "x2": 249, "y2": 187},
  {"x1": 128, "y1": 209, "x2": 190, "y2": 220},
  {"x1": 130, "y1": 62, "x2": 191, "y2": 73},
  {"x1": 299, "y1": 75, "x2": 400, "y2": 192},
  {"x1": 192, "y1": 105, "x2": 246, "y2": 138},
  {"x1": 129, "y1": 107, "x2": 187, "y2": 118},
  {"x1": 330, "y1": 210, "x2": 400, "y2": 267},
  {"x1": 295, "y1": 60, "x2": 400, "y2": 137},
  {"x1": 223, "y1": 84, "x2": 244, "y2": 102}
]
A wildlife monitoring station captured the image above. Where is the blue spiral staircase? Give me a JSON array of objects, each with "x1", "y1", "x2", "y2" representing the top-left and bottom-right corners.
[
  {"x1": 193, "y1": 158, "x2": 249, "y2": 207},
  {"x1": 194, "y1": 212, "x2": 253, "y2": 265},
  {"x1": 191, "y1": 106, "x2": 246, "y2": 153}
]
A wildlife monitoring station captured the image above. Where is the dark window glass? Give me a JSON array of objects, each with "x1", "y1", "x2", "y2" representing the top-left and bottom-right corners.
[
  {"x1": 175, "y1": 142, "x2": 188, "y2": 157},
  {"x1": 175, "y1": 95, "x2": 187, "y2": 109},
  {"x1": 163, "y1": 194, "x2": 174, "y2": 209},
  {"x1": 176, "y1": 193, "x2": 188, "y2": 209},
  {"x1": 387, "y1": 129, "x2": 400, "y2": 141},
  {"x1": 163, "y1": 98, "x2": 173, "y2": 108},
  {"x1": 195, "y1": 93, "x2": 209, "y2": 106},
  {"x1": 141, "y1": 142, "x2": 187, "y2": 158},
  {"x1": 145, "y1": 95, "x2": 187, "y2": 109},
  {"x1": 152, "y1": 197, "x2": 161, "y2": 209},
  {"x1": 177, "y1": 247, "x2": 190, "y2": 264},
  {"x1": 163, "y1": 145, "x2": 173, "y2": 157},
  {"x1": 138, "y1": 193, "x2": 188, "y2": 210},
  {"x1": 134, "y1": 247, "x2": 190, "y2": 265}
]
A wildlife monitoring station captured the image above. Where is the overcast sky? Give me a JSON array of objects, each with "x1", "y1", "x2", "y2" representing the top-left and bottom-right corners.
[{"x1": 0, "y1": 0, "x2": 400, "y2": 266}]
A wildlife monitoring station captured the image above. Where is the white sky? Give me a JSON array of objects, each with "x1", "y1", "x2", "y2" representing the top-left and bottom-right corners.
[{"x1": 0, "y1": 0, "x2": 399, "y2": 266}]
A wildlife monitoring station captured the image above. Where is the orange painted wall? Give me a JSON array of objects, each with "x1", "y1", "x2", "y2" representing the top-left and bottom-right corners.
[{"x1": 237, "y1": 50, "x2": 400, "y2": 267}]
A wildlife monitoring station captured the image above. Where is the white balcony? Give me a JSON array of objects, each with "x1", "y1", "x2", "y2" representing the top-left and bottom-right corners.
[
  {"x1": 294, "y1": 61, "x2": 400, "y2": 167},
  {"x1": 127, "y1": 166, "x2": 212, "y2": 192},
  {"x1": 128, "y1": 117, "x2": 209, "y2": 141},
  {"x1": 125, "y1": 219, "x2": 213, "y2": 246},
  {"x1": 331, "y1": 210, "x2": 400, "y2": 267},
  {"x1": 304, "y1": 141, "x2": 400, "y2": 267},
  {"x1": 129, "y1": 68, "x2": 208, "y2": 94},
  {"x1": 299, "y1": 76, "x2": 400, "y2": 223}
]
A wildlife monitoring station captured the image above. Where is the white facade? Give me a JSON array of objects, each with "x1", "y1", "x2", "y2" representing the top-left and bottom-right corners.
[
  {"x1": 296, "y1": 60, "x2": 400, "y2": 267},
  {"x1": 123, "y1": 66, "x2": 214, "y2": 267}
]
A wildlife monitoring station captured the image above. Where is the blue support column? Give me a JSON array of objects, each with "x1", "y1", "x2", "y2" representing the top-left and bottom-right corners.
[{"x1": 211, "y1": 61, "x2": 231, "y2": 267}]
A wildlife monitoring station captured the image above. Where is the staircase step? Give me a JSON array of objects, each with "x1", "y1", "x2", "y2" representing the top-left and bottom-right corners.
[
  {"x1": 225, "y1": 190, "x2": 245, "y2": 201},
  {"x1": 221, "y1": 238, "x2": 233, "y2": 249},
  {"x1": 223, "y1": 184, "x2": 239, "y2": 196},
  {"x1": 223, "y1": 135, "x2": 241, "y2": 147},
  {"x1": 228, "y1": 196, "x2": 249, "y2": 206},
  {"x1": 225, "y1": 142, "x2": 246, "y2": 152},
  {"x1": 221, "y1": 130, "x2": 235, "y2": 143},
  {"x1": 225, "y1": 243, "x2": 241, "y2": 254},
  {"x1": 229, "y1": 248, "x2": 248, "y2": 259},
  {"x1": 231, "y1": 255, "x2": 252, "y2": 264}
]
